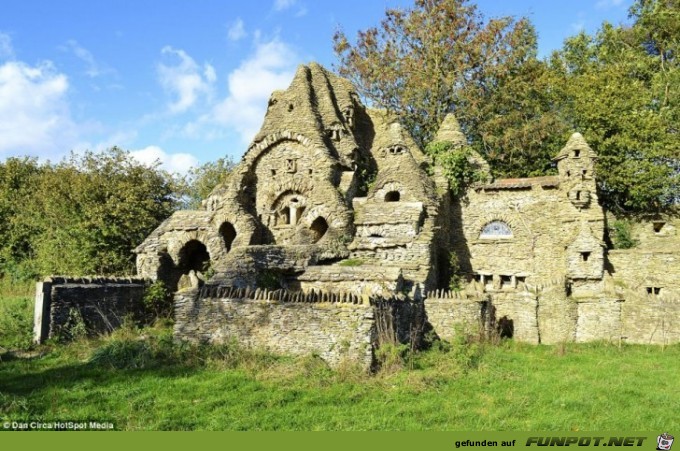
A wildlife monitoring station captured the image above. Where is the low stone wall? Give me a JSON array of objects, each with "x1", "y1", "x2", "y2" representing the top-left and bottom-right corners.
[
  {"x1": 174, "y1": 286, "x2": 424, "y2": 369},
  {"x1": 423, "y1": 286, "x2": 680, "y2": 345},
  {"x1": 424, "y1": 294, "x2": 487, "y2": 340},
  {"x1": 33, "y1": 276, "x2": 148, "y2": 343}
]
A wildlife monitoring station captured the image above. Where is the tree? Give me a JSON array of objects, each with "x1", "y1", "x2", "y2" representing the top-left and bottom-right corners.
[
  {"x1": 333, "y1": 0, "x2": 567, "y2": 177},
  {"x1": 549, "y1": 0, "x2": 679, "y2": 214},
  {"x1": 178, "y1": 157, "x2": 235, "y2": 210}
]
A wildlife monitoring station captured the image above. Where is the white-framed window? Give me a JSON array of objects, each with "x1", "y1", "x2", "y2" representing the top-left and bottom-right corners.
[{"x1": 480, "y1": 221, "x2": 513, "y2": 239}]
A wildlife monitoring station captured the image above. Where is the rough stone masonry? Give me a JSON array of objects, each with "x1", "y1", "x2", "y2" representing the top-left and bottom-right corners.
[{"x1": 37, "y1": 63, "x2": 680, "y2": 366}]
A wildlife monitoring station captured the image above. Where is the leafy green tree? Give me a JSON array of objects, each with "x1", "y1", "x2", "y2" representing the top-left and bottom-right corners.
[
  {"x1": 333, "y1": 0, "x2": 567, "y2": 177},
  {"x1": 549, "y1": 0, "x2": 679, "y2": 214},
  {"x1": 178, "y1": 157, "x2": 235, "y2": 210}
]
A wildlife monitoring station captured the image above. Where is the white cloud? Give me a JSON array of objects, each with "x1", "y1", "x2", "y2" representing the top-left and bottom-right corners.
[
  {"x1": 273, "y1": 0, "x2": 307, "y2": 16},
  {"x1": 227, "y1": 18, "x2": 246, "y2": 41},
  {"x1": 595, "y1": 0, "x2": 626, "y2": 9},
  {"x1": 131, "y1": 145, "x2": 199, "y2": 174},
  {"x1": 274, "y1": 0, "x2": 297, "y2": 11},
  {"x1": 0, "y1": 59, "x2": 78, "y2": 156},
  {"x1": 158, "y1": 46, "x2": 216, "y2": 114},
  {"x1": 61, "y1": 40, "x2": 109, "y2": 77},
  {"x1": 191, "y1": 37, "x2": 298, "y2": 144},
  {"x1": 0, "y1": 32, "x2": 13, "y2": 59}
]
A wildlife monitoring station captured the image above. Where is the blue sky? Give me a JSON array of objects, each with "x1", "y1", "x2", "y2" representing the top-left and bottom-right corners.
[{"x1": 0, "y1": 0, "x2": 633, "y2": 173}]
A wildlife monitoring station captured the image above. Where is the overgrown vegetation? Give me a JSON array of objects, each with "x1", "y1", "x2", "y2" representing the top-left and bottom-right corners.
[
  {"x1": 143, "y1": 281, "x2": 174, "y2": 320},
  {"x1": 609, "y1": 219, "x2": 639, "y2": 249},
  {"x1": 255, "y1": 270, "x2": 282, "y2": 290},
  {"x1": 0, "y1": 150, "x2": 235, "y2": 283},
  {"x1": 447, "y1": 251, "x2": 464, "y2": 291},
  {"x1": 424, "y1": 141, "x2": 486, "y2": 197},
  {"x1": 0, "y1": 296, "x2": 33, "y2": 352}
]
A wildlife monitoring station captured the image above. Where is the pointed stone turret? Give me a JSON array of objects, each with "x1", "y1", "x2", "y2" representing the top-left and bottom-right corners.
[
  {"x1": 434, "y1": 114, "x2": 467, "y2": 146},
  {"x1": 554, "y1": 133, "x2": 598, "y2": 185},
  {"x1": 553, "y1": 132, "x2": 597, "y2": 162},
  {"x1": 432, "y1": 113, "x2": 491, "y2": 183}
]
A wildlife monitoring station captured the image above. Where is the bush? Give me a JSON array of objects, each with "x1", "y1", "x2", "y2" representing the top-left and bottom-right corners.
[
  {"x1": 424, "y1": 141, "x2": 485, "y2": 197},
  {"x1": 610, "y1": 219, "x2": 638, "y2": 249},
  {"x1": 143, "y1": 281, "x2": 173, "y2": 320}
]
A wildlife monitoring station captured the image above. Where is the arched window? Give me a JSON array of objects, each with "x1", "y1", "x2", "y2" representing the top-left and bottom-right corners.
[
  {"x1": 384, "y1": 191, "x2": 400, "y2": 202},
  {"x1": 219, "y1": 222, "x2": 236, "y2": 252},
  {"x1": 480, "y1": 221, "x2": 513, "y2": 239},
  {"x1": 309, "y1": 217, "x2": 329, "y2": 243}
]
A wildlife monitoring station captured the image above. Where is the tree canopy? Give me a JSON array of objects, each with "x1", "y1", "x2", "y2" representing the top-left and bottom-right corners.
[{"x1": 334, "y1": 0, "x2": 679, "y2": 215}]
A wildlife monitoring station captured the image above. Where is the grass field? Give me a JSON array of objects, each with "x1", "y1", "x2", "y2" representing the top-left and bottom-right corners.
[{"x1": 1, "y1": 290, "x2": 679, "y2": 431}]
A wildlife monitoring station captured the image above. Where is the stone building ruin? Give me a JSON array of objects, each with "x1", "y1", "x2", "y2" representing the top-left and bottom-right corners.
[{"x1": 35, "y1": 63, "x2": 680, "y2": 369}]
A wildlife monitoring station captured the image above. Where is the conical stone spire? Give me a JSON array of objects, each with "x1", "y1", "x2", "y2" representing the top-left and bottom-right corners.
[
  {"x1": 553, "y1": 132, "x2": 597, "y2": 161},
  {"x1": 434, "y1": 114, "x2": 466, "y2": 146}
]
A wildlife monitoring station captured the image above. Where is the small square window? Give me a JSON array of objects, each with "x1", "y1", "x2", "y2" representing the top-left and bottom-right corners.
[
  {"x1": 500, "y1": 275, "x2": 512, "y2": 289},
  {"x1": 573, "y1": 149, "x2": 581, "y2": 158},
  {"x1": 653, "y1": 222, "x2": 665, "y2": 233},
  {"x1": 581, "y1": 252, "x2": 591, "y2": 262}
]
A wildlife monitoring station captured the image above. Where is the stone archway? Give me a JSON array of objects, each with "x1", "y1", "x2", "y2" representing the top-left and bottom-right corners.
[{"x1": 177, "y1": 240, "x2": 210, "y2": 274}]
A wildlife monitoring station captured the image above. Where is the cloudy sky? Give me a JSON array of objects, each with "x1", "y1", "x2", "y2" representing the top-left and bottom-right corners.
[{"x1": 0, "y1": 0, "x2": 633, "y2": 173}]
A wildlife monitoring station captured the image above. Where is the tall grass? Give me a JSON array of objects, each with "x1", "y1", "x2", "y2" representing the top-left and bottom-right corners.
[
  {"x1": 1, "y1": 324, "x2": 678, "y2": 430},
  {"x1": 0, "y1": 279, "x2": 35, "y2": 352}
]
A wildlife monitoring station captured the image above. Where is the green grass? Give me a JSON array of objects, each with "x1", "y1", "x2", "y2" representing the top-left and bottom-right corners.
[
  {"x1": 0, "y1": 297, "x2": 33, "y2": 351},
  {"x1": 1, "y1": 290, "x2": 679, "y2": 430}
]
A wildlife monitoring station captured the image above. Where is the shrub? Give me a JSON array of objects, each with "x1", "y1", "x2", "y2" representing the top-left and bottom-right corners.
[
  {"x1": 610, "y1": 219, "x2": 638, "y2": 249},
  {"x1": 424, "y1": 141, "x2": 485, "y2": 197},
  {"x1": 143, "y1": 280, "x2": 173, "y2": 320}
]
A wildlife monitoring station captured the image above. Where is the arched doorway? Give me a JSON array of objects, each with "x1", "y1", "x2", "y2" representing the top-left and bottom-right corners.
[
  {"x1": 178, "y1": 240, "x2": 210, "y2": 274},
  {"x1": 219, "y1": 222, "x2": 237, "y2": 252},
  {"x1": 309, "y1": 217, "x2": 329, "y2": 243}
]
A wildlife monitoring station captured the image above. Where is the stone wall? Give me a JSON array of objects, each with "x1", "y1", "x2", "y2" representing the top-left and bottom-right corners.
[
  {"x1": 33, "y1": 276, "x2": 148, "y2": 343},
  {"x1": 422, "y1": 283, "x2": 677, "y2": 345},
  {"x1": 424, "y1": 293, "x2": 488, "y2": 340},
  {"x1": 174, "y1": 286, "x2": 424, "y2": 369}
]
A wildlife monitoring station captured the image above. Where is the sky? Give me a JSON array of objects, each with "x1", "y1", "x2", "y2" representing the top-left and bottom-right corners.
[{"x1": 0, "y1": 0, "x2": 634, "y2": 173}]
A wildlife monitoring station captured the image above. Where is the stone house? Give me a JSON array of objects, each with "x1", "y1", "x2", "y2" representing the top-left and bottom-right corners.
[{"x1": 36, "y1": 63, "x2": 679, "y2": 367}]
